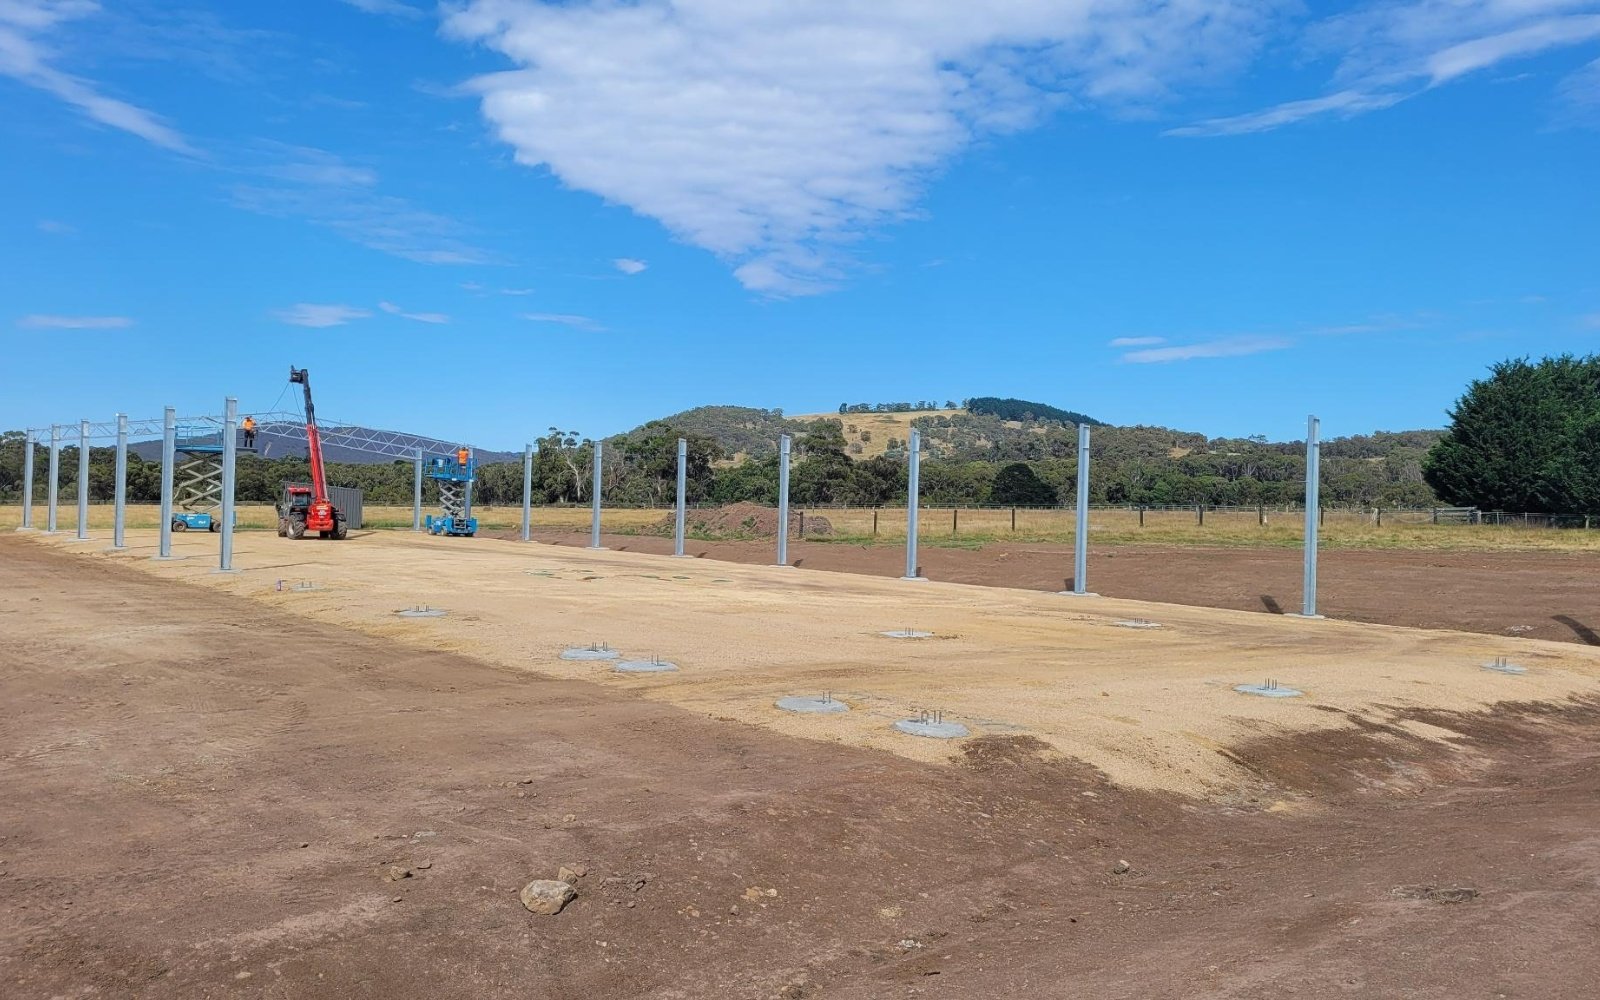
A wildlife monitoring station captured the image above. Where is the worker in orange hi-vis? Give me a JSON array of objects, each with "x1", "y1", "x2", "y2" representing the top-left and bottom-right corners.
[
  {"x1": 457, "y1": 446, "x2": 469, "y2": 469},
  {"x1": 242, "y1": 415, "x2": 257, "y2": 448}
]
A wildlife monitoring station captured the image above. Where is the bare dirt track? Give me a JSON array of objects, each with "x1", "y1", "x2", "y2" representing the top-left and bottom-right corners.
[
  {"x1": 528, "y1": 530, "x2": 1600, "y2": 646},
  {"x1": 4, "y1": 537, "x2": 1600, "y2": 998}
]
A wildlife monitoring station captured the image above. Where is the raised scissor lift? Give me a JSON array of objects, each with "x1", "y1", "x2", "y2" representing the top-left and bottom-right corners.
[{"x1": 424, "y1": 455, "x2": 477, "y2": 537}]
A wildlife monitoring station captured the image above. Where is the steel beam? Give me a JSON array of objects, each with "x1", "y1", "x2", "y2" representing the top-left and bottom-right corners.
[
  {"x1": 521, "y1": 443, "x2": 533, "y2": 542},
  {"x1": 155, "y1": 408, "x2": 178, "y2": 560},
  {"x1": 46, "y1": 425, "x2": 60, "y2": 533},
  {"x1": 218, "y1": 397, "x2": 238, "y2": 572},
  {"x1": 413, "y1": 447, "x2": 423, "y2": 531},
  {"x1": 17, "y1": 429, "x2": 34, "y2": 530},
  {"x1": 1065, "y1": 424, "x2": 1096, "y2": 597},
  {"x1": 776, "y1": 434, "x2": 791, "y2": 566},
  {"x1": 111, "y1": 414, "x2": 128, "y2": 549},
  {"x1": 588, "y1": 441, "x2": 604, "y2": 549},
  {"x1": 673, "y1": 438, "x2": 688, "y2": 557},
  {"x1": 1296, "y1": 415, "x2": 1323, "y2": 618},
  {"x1": 902, "y1": 429, "x2": 925, "y2": 581}
]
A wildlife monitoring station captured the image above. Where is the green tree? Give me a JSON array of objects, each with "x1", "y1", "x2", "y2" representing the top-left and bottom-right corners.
[
  {"x1": 991, "y1": 462, "x2": 1056, "y2": 505},
  {"x1": 1424, "y1": 355, "x2": 1600, "y2": 514}
]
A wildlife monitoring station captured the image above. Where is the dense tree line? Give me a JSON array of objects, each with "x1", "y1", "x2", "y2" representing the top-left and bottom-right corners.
[{"x1": 964, "y1": 396, "x2": 1105, "y2": 427}]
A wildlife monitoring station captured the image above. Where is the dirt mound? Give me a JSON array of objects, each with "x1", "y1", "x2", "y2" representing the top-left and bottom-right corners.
[{"x1": 647, "y1": 502, "x2": 832, "y2": 539}]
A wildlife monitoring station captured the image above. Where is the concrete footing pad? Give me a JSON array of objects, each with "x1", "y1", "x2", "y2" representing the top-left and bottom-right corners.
[
  {"x1": 894, "y1": 718, "x2": 969, "y2": 739},
  {"x1": 776, "y1": 695, "x2": 848, "y2": 714}
]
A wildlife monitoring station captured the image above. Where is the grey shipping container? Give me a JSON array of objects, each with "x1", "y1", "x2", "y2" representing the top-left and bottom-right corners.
[{"x1": 282, "y1": 483, "x2": 364, "y2": 530}]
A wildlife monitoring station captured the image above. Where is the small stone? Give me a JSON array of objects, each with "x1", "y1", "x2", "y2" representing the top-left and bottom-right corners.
[
  {"x1": 385, "y1": 865, "x2": 413, "y2": 882},
  {"x1": 1111, "y1": 860, "x2": 1132, "y2": 875},
  {"x1": 563, "y1": 813, "x2": 576, "y2": 824},
  {"x1": 559, "y1": 866, "x2": 581, "y2": 884},
  {"x1": 392, "y1": 896, "x2": 402, "y2": 903},
  {"x1": 298, "y1": 842, "x2": 309, "y2": 849},
  {"x1": 520, "y1": 879, "x2": 578, "y2": 915},
  {"x1": 414, "y1": 861, "x2": 432, "y2": 870},
  {"x1": 519, "y1": 778, "x2": 535, "y2": 784}
]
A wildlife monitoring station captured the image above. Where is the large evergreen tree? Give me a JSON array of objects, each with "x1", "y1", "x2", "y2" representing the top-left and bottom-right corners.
[{"x1": 1424, "y1": 355, "x2": 1600, "y2": 514}]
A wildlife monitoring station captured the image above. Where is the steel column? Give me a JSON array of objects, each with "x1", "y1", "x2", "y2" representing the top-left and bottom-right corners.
[
  {"x1": 71, "y1": 420, "x2": 90, "y2": 540},
  {"x1": 521, "y1": 443, "x2": 534, "y2": 542},
  {"x1": 413, "y1": 447, "x2": 423, "y2": 531},
  {"x1": 588, "y1": 441, "x2": 604, "y2": 549},
  {"x1": 776, "y1": 434, "x2": 791, "y2": 566},
  {"x1": 463, "y1": 448, "x2": 474, "y2": 521},
  {"x1": 18, "y1": 429, "x2": 35, "y2": 530},
  {"x1": 218, "y1": 397, "x2": 238, "y2": 572},
  {"x1": 1300, "y1": 415, "x2": 1322, "y2": 618},
  {"x1": 673, "y1": 438, "x2": 688, "y2": 557},
  {"x1": 111, "y1": 414, "x2": 128, "y2": 549},
  {"x1": 46, "y1": 424, "x2": 60, "y2": 533},
  {"x1": 156, "y1": 408, "x2": 176, "y2": 559},
  {"x1": 1072, "y1": 424, "x2": 1092, "y2": 595},
  {"x1": 902, "y1": 429, "x2": 924, "y2": 580}
]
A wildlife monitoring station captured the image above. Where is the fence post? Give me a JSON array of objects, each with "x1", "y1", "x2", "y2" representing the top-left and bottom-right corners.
[
  {"x1": 673, "y1": 437, "x2": 688, "y2": 557},
  {"x1": 1257, "y1": 504, "x2": 1265, "y2": 527},
  {"x1": 218, "y1": 397, "x2": 238, "y2": 572},
  {"x1": 521, "y1": 443, "x2": 533, "y2": 542},
  {"x1": 111, "y1": 414, "x2": 128, "y2": 550},
  {"x1": 18, "y1": 429, "x2": 35, "y2": 530},
  {"x1": 74, "y1": 419, "x2": 90, "y2": 540},
  {"x1": 1066, "y1": 424, "x2": 1094, "y2": 596},
  {"x1": 1197, "y1": 504, "x2": 1204, "y2": 527},
  {"x1": 1295, "y1": 414, "x2": 1322, "y2": 618},
  {"x1": 588, "y1": 441, "x2": 604, "y2": 549},
  {"x1": 953, "y1": 508, "x2": 958, "y2": 535},
  {"x1": 799, "y1": 510, "x2": 805, "y2": 538},
  {"x1": 1011, "y1": 506, "x2": 1016, "y2": 531},
  {"x1": 872, "y1": 508, "x2": 878, "y2": 536},
  {"x1": 1376, "y1": 507, "x2": 1382, "y2": 528},
  {"x1": 1139, "y1": 505, "x2": 1145, "y2": 528},
  {"x1": 155, "y1": 408, "x2": 177, "y2": 558},
  {"x1": 902, "y1": 428, "x2": 925, "y2": 580},
  {"x1": 776, "y1": 434, "x2": 791, "y2": 566}
]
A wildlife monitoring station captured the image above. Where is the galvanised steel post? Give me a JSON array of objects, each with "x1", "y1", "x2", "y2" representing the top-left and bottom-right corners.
[
  {"x1": 74, "y1": 419, "x2": 90, "y2": 540},
  {"x1": 111, "y1": 414, "x2": 128, "y2": 550},
  {"x1": 673, "y1": 438, "x2": 688, "y2": 557},
  {"x1": 1300, "y1": 415, "x2": 1322, "y2": 617},
  {"x1": 463, "y1": 448, "x2": 474, "y2": 521},
  {"x1": 521, "y1": 443, "x2": 534, "y2": 542},
  {"x1": 46, "y1": 424, "x2": 60, "y2": 533},
  {"x1": 219, "y1": 397, "x2": 238, "y2": 572},
  {"x1": 588, "y1": 441, "x2": 604, "y2": 549},
  {"x1": 18, "y1": 429, "x2": 35, "y2": 530},
  {"x1": 156, "y1": 407, "x2": 176, "y2": 559},
  {"x1": 1073, "y1": 424, "x2": 1091, "y2": 595},
  {"x1": 902, "y1": 428, "x2": 924, "y2": 580},
  {"x1": 776, "y1": 433, "x2": 791, "y2": 566},
  {"x1": 412, "y1": 447, "x2": 423, "y2": 531}
]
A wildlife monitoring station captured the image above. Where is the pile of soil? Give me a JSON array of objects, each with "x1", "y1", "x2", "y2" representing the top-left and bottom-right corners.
[{"x1": 646, "y1": 501, "x2": 832, "y2": 538}]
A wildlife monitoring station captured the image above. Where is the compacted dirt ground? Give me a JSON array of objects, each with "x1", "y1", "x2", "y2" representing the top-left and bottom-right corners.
[
  {"x1": 527, "y1": 530, "x2": 1600, "y2": 646},
  {"x1": 3, "y1": 536, "x2": 1600, "y2": 998}
]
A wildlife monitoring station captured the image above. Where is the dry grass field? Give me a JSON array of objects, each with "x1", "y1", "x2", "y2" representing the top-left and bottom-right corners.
[{"x1": 794, "y1": 407, "x2": 963, "y2": 457}]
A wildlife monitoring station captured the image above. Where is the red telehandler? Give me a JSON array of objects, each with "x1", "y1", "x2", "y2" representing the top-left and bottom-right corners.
[{"x1": 278, "y1": 366, "x2": 348, "y2": 540}]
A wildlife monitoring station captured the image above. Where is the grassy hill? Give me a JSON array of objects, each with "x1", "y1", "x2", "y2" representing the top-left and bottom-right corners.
[{"x1": 792, "y1": 408, "x2": 964, "y2": 458}]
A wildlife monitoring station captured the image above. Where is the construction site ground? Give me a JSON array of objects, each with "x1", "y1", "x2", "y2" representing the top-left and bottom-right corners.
[{"x1": 4, "y1": 529, "x2": 1600, "y2": 998}]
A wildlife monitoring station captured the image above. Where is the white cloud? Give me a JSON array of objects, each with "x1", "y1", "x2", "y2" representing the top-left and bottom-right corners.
[
  {"x1": 500, "y1": 287, "x2": 534, "y2": 295},
  {"x1": 1167, "y1": 89, "x2": 1405, "y2": 136},
  {"x1": 0, "y1": 1, "x2": 193, "y2": 153},
  {"x1": 378, "y1": 301, "x2": 450, "y2": 323},
  {"x1": 340, "y1": 0, "x2": 422, "y2": 18},
  {"x1": 17, "y1": 313, "x2": 132, "y2": 329},
  {"x1": 1177, "y1": 2, "x2": 1600, "y2": 136},
  {"x1": 36, "y1": 219, "x2": 75, "y2": 235},
  {"x1": 233, "y1": 144, "x2": 490, "y2": 265},
  {"x1": 613, "y1": 257, "x2": 648, "y2": 275},
  {"x1": 1120, "y1": 335, "x2": 1290, "y2": 363},
  {"x1": 460, "y1": 280, "x2": 485, "y2": 291},
  {"x1": 1108, "y1": 336, "x2": 1167, "y2": 347},
  {"x1": 523, "y1": 312, "x2": 603, "y2": 331},
  {"x1": 272, "y1": 303, "x2": 371, "y2": 328},
  {"x1": 443, "y1": 0, "x2": 1279, "y2": 294}
]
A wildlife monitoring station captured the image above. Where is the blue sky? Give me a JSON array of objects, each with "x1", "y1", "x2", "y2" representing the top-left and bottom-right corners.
[{"x1": 3, "y1": 0, "x2": 1598, "y2": 449}]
